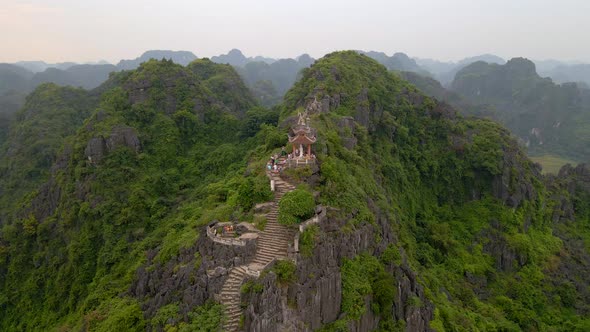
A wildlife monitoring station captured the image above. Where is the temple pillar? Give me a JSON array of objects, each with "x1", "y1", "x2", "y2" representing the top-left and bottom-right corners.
[
  {"x1": 299, "y1": 144, "x2": 303, "y2": 158},
  {"x1": 307, "y1": 144, "x2": 311, "y2": 156}
]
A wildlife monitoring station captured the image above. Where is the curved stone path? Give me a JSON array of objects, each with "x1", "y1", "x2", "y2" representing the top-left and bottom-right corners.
[{"x1": 220, "y1": 174, "x2": 296, "y2": 331}]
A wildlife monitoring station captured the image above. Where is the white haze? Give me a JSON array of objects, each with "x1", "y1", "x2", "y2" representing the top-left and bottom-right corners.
[{"x1": 1, "y1": 0, "x2": 589, "y2": 63}]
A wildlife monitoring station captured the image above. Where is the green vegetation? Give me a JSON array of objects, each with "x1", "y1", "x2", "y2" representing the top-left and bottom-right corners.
[
  {"x1": 175, "y1": 302, "x2": 225, "y2": 332},
  {"x1": 451, "y1": 58, "x2": 590, "y2": 163},
  {"x1": 282, "y1": 165, "x2": 313, "y2": 183},
  {"x1": 0, "y1": 51, "x2": 589, "y2": 332},
  {"x1": 299, "y1": 224, "x2": 319, "y2": 257},
  {"x1": 85, "y1": 297, "x2": 145, "y2": 332},
  {"x1": 278, "y1": 188, "x2": 315, "y2": 225},
  {"x1": 283, "y1": 51, "x2": 590, "y2": 330},
  {"x1": 253, "y1": 214, "x2": 267, "y2": 231},
  {"x1": 0, "y1": 83, "x2": 97, "y2": 219},
  {"x1": 272, "y1": 260, "x2": 297, "y2": 285},
  {"x1": 241, "y1": 280, "x2": 264, "y2": 294},
  {"x1": 0, "y1": 59, "x2": 272, "y2": 330},
  {"x1": 341, "y1": 254, "x2": 396, "y2": 323}
]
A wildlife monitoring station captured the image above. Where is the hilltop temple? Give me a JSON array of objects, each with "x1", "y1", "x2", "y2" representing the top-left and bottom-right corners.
[{"x1": 288, "y1": 111, "x2": 316, "y2": 160}]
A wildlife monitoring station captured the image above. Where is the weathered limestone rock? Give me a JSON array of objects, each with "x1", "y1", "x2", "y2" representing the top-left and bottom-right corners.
[
  {"x1": 243, "y1": 211, "x2": 434, "y2": 332},
  {"x1": 129, "y1": 228, "x2": 256, "y2": 319},
  {"x1": 336, "y1": 116, "x2": 357, "y2": 150},
  {"x1": 84, "y1": 137, "x2": 107, "y2": 163},
  {"x1": 106, "y1": 126, "x2": 141, "y2": 153},
  {"x1": 84, "y1": 126, "x2": 140, "y2": 163}
]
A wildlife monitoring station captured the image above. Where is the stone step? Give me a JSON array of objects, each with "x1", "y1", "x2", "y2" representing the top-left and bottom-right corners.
[
  {"x1": 259, "y1": 237, "x2": 290, "y2": 244},
  {"x1": 261, "y1": 235, "x2": 289, "y2": 239},
  {"x1": 260, "y1": 232, "x2": 291, "y2": 238},
  {"x1": 263, "y1": 227, "x2": 290, "y2": 231},
  {"x1": 259, "y1": 237, "x2": 291, "y2": 243},
  {"x1": 259, "y1": 240, "x2": 290, "y2": 246},
  {"x1": 226, "y1": 322, "x2": 239, "y2": 329},
  {"x1": 261, "y1": 232, "x2": 294, "y2": 237},
  {"x1": 258, "y1": 247, "x2": 287, "y2": 253},
  {"x1": 258, "y1": 246, "x2": 286, "y2": 252},
  {"x1": 224, "y1": 283, "x2": 242, "y2": 289},
  {"x1": 226, "y1": 318, "x2": 240, "y2": 325},
  {"x1": 260, "y1": 228, "x2": 290, "y2": 234},
  {"x1": 260, "y1": 223, "x2": 287, "y2": 228},
  {"x1": 257, "y1": 249, "x2": 286, "y2": 256},
  {"x1": 258, "y1": 240, "x2": 289, "y2": 247},
  {"x1": 263, "y1": 222, "x2": 283, "y2": 226},
  {"x1": 258, "y1": 230, "x2": 295, "y2": 235},
  {"x1": 256, "y1": 249, "x2": 283, "y2": 256},
  {"x1": 259, "y1": 238, "x2": 289, "y2": 244},
  {"x1": 233, "y1": 267, "x2": 247, "y2": 274},
  {"x1": 259, "y1": 231, "x2": 291, "y2": 237},
  {"x1": 254, "y1": 255, "x2": 277, "y2": 263},
  {"x1": 255, "y1": 255, "x2": 284, "y2": 263},
  {"x1": 262, "y1": 226, "x2": 291, "y2": 232},
  {"x1": 226, "y1": 309, "x2": 242, "y2": 315},
  {"x1": 227, "y1": 275, "x2": 245, "y2": 281},
  {"x1": 254, "y1": 252, "x2": 287, "y2": 260}
]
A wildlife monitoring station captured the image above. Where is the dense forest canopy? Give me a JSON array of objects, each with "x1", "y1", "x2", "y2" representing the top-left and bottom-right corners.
[{"x1": 0, "y1": 51, "x2": 589, "y2": 331}]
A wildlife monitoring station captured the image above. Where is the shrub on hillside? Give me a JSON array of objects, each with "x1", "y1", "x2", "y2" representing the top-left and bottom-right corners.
[{"x1": 278, "y1": 188, "x2": 315, "y2": 225}]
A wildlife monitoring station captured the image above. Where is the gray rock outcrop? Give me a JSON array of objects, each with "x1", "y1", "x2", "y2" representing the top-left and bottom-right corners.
[{"x1": 84, "y1": 126, "x2": 140, "y2": 163}]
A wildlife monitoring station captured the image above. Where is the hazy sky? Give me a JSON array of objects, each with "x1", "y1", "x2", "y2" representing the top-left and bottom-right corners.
[{"x1": 1, "y1": 0, "x2": 589, "y2": 63}]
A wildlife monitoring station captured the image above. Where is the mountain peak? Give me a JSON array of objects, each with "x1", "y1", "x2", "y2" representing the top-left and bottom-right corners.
[
  {"x1": 505, "y1": 57, "x2": 537, "y2": 77},
  {"x1": 210, "y1": 49, "x2": 248, "y2": 67},
  {"x1": 116, "y1": 50, "x2": 197, "y2": 70}
]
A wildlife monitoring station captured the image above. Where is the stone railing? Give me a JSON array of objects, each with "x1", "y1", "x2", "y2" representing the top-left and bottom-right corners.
[
  {"x1": 284, "y1": 158, "x2": 316, "y2": 169},
  {"x1": 291, "y1": 205, "x2": 326, "y2": 259}
]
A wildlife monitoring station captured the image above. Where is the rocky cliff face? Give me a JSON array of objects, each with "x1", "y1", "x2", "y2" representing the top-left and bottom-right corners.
[
  {"x1": 544, "y1": 164, "x2": 590, "y2": 315},
  {"x1": 130, "y1": 230, "x2": 257, "y2": 321},
  {"x1": 84, "y1": 125, "x2": 141, "y2": 163},
  {"x1": 242, "y1": 210, "x2": 434, "y2": 332}
]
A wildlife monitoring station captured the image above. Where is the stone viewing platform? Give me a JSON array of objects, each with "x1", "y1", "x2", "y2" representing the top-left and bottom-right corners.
[{"x1": 206, "y1": 221, "x2": 259, "y2": 247}]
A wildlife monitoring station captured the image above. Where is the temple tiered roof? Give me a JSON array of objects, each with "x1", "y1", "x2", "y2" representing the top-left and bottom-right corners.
[
  {"x1": 288, "y1": 124, "x2": 317, "y2": 145},
  {"x1": 288, "y1": 111, "x2": 316, "y2": 145}
]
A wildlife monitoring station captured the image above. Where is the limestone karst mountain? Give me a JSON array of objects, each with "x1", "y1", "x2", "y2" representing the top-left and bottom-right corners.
[
  {"x1": 450, "y1": 58, "x2": 590, "y2": 162},
  {"x1": 415, "y1": 54, "x2": 506, "y2": 85},
  {"x1": 0, "y1": 51, "x2": 589, "y2": 331},
  {"x1": 116, "y1": 50, "x2": 198, "y2": 70}
]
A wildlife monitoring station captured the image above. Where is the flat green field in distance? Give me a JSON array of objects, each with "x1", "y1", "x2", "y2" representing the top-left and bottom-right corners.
[{"x1": 530, "y1": 154, "x2": 578, "y2": 174}]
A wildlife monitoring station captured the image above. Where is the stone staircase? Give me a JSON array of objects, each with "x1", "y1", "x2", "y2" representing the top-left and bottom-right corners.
[{"x1": 220, "y1": 175, "x2": 296, "y2": 331}]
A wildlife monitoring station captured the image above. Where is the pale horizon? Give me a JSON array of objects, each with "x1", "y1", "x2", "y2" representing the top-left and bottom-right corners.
[{"x1": 2, "y1": 0, "x2": 589, "y2": 64}]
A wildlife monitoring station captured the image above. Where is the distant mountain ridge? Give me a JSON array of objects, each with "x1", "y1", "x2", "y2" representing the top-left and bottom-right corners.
[
  {"x1": 360, "y1": 51, "x2": 429, "y2": 74},
  {"x1": 415, "y1": 54, "x2": 506, "y2": 85},
  {"x1": 116, "y1": 50, "x2": 198, "y2": 70},
  {"x1": 449, "y1": 57, "x2": 590, "y2": 161},
  {"x1": 211, "y1": 49, "x2": 316, "y2": 106}
]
